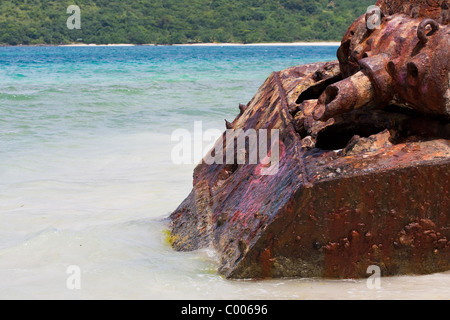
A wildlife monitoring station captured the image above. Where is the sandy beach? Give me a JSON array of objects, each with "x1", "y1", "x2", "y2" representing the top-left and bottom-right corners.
[
  {"x1": 60, "y1": 42, "x2": 341, "y2": 47},
  {"x1": 174, "y1": 42, "x2": 341, "y2": 46}
]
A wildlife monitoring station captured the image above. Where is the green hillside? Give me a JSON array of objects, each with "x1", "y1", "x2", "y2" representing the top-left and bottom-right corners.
[{"x1": 0, "y1": 0, "x2": 375, "y2": 45}]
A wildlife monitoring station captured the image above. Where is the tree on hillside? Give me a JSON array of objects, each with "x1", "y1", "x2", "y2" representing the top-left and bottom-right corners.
[{"x1": 0, "y1": 0, "x2": 374, "y2": 45}]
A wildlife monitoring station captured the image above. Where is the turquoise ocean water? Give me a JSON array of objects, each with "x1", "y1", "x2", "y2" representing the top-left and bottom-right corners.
[{"x1": 0, "y1": 46, "x2": 448, "y2": 299}]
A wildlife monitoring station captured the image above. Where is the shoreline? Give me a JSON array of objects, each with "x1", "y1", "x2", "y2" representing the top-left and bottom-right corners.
[
  {"x1": 61, "y1": 42, "x2": 341, "y2": 47},
  {"x1": 0, "y1": 41, "x2": 341, "y2": 48},
  {"x1": 1, "y1": 42, "x2": 341, "y2": 48},
  {"x1": 175, "y1": 42, "x2": 341, "y2": 47}
]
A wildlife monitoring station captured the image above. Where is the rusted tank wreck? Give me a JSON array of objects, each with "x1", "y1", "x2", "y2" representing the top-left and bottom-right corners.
[{"x1": 169, "y1": 0, "x2": 450, "y2": 279}]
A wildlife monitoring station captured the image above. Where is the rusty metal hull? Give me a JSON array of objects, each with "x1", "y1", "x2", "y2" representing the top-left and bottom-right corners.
[
  {"x1": 226, "y1": 145, "x2": 450, "y2": 279},
  {"x1": 169, "y1": 61, "x2": 450, "y2": 279},
  {"x1": 169, "y1": 0, "x2": 450, "y2": 279}
]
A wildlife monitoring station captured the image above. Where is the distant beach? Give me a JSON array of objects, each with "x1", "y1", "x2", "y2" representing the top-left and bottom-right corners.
[
  {"x1": 59, "y1": 42, "x2": 341, "y2": 47},
  {"x1": 176, "y1": 42, "x2": 341, "y2": 46}
]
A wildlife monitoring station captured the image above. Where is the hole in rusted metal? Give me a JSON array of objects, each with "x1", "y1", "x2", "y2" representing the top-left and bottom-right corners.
[
  {"x1": 387, "y1": 61, "x2": 396, "y2": 76},
  {"x1": 312, "y1": 71, "x2": 324, "y2": 82},
  {"x1": 314, "y1": 106, "x2": 450, "y2": 151},
  {"x1": 407, "y1": 62, "x2": 419, "y2": 78},
  {"x1": 296, "y1": 74, "x2": 343, "y2": 104},
  {"x1": 324, "y1": 86, "x2": 339, "y2": 105},
  {"x1": 385, "y1": 106, "x2": 450, "y2": 144},
  {"x1": 315, "y1": 122, "x2": 386, "y2": 150}
]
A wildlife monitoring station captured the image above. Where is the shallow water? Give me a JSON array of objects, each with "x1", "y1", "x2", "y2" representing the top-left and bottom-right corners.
[{"x1": 0, "y1": 46, "x2": 448, "y2": 300}]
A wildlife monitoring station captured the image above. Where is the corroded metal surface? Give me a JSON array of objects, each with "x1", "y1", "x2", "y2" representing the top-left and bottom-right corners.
[
  {"x1": 169, "y1": 0, "x2": 450, "y2": 279},
  {"x1": 331, "y1": 1, "x2": 450, "y2": 121},
  {"x1": 376, "y1": 0, "x2": 449, "y2": 23}
]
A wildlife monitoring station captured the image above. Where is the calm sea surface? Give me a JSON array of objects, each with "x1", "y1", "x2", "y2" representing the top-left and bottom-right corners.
[{"x1": 0, "y1": 45, "x2": 448, "y2": 299}]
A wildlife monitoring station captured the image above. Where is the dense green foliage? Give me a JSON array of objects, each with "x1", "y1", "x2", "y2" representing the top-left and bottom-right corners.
[{"x1": 0, "y1": 0, "x2": 374, "y2": 45}]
